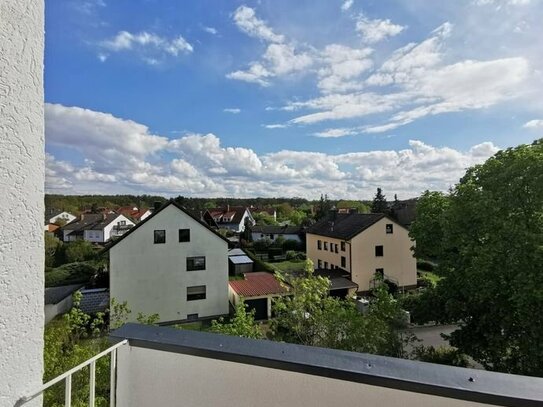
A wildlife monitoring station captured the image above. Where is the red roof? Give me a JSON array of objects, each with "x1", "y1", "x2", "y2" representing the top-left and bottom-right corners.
[{"x1": 229, "y1": 272, "x2": 288, "y2": 298}]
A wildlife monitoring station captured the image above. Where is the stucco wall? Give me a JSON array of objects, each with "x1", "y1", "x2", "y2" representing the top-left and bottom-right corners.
[
  {"x1": 110, "y1": 205, "x2": 229, "y2": 323},
  {"x1": 115, "y1": 346, "x2": 492, "y2": 407},
  {"x1": 306, "y1": 233, "x2": 350, "y2": 270},
  {"x1": 0, "y1": 1, "x2": 44, "y2": 405}
]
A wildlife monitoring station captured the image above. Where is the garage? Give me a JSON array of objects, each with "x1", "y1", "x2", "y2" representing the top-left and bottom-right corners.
[{"x1": 245, "y1": 298, "x2": 268, "y2": 320}]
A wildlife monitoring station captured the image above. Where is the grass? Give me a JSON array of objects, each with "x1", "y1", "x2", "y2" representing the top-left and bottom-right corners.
[
  {"x1": 173, "y1": 320, "x2": 212, "y2": 332},
  {"x1": 271, "y1": 260, "x2": 306, "y2": 273}
]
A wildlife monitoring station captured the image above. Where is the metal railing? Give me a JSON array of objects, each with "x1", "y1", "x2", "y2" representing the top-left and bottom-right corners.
[{"x1": 18, "y1": 339, "x2": 128, "y2": 407}]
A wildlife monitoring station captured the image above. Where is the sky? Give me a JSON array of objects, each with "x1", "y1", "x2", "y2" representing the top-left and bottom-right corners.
[{"x1": 45, "y1": 0, "x2": 543, "y2": 199}]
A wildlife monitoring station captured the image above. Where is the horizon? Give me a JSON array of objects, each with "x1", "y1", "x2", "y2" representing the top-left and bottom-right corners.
[{"x1": 45, "y1": 1, "x2": 543, "y2": 199}]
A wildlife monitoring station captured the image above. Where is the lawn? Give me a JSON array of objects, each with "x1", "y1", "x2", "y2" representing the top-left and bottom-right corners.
[{"x1": 270, "y1": 260, "x2": 306, "y2": 273}]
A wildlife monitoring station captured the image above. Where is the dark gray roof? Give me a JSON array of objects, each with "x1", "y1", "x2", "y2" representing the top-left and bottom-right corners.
[
  {"x1": 44, "y1": 284, "x2": 83, "y2": 305},
  {"x1": 79, "y1": 288, "x2": 109, "y2": 314},
  {"x1": 252, "y1": 225, "x2": 304, "y2": 235},
  {"x1": 62, "y1": 213, "x2": 124, "y2": 232},
  {"x1": 307, "y1": 213, "x2": 386, "y2": 240}
]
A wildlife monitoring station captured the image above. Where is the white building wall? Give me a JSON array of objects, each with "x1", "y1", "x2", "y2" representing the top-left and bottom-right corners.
[
  {"x1": 103, "y1": 214, "x2": 134, "y2": 242},
  {"x1": 110, "y1": 205, "x2": 229, "y2": 323},
  {"x1": 0, "y1": 1, "x2": 44, "y2": 405},
  {"x1": 49, "y1": 211, "x2": 76, "y2": 224}
]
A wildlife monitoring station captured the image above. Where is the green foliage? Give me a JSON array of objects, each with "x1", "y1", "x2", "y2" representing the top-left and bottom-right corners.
[
  {"x1": 109, "y1": 297, "x2": 161, "y2": 329},
  {"x1": 253, "y1": 212, "x2": 278, "y2": 225},
  {"x1": 288, "y1": 210, "x2": 308, "y2": 225},
  {"x1": 315, "y1": 194, "x2": 332, "y2": 220},
  {"x1": 336, "y1": 200, "x2": 370, "y2": 214},
  {"x1": 210, "y1": 301, "x2": 263, "y2": 339},
  {"x1": 244, "y1": 249, "x2": 277, "y2": 273},
  {"x1": 45, "y1": 232, "x2": 62, "y2": 268},
  {"x1": 252, "y1": 238, "x2": 272, "y2": 252},
  {"x1": 136, "y1": 312, "x2": 160, "y2": 325},
  {"x1": 64, "y1": 240, "x2": 97, "y2": 263},
  {"x1": 282, "y1": 239, "x2": 303, "y2": 251},
  {"x1": 416, "y1": 259, "x2": 437, "y2": 272},
  {"x1": 371, "y1": 187, "x2": 388, "y2": 214},
  {"x1": 413, "y1": 345, "x2": 470, "y2": 368},
  {"x1": 416, "y1": 139, "x2": 543, "y2": 375},
  {"x1": 286, "y1": 250, "x2": 306, "y2": 261},
  {"x1": 271, "y1": 261, "x2": 410, "y2": 357},
  {"x1": 45, "y1": 262, "x2": 99, "y2": 287},
  {"x1": 409, "y1": 191, "x2": 450, "y2": 260}
]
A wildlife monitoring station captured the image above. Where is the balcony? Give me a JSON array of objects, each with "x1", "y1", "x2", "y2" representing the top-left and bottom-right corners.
[{"x1": 19, "y1": 324, "x2": 543, "y2": 407}]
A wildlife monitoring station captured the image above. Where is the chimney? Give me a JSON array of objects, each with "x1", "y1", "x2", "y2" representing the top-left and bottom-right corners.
[
  {"x1": 102, "y1": 213, "x2": 107, "y2": 220},
  {"x1": 227, "y1": 204, "x2": 230, "y2": 212},
  {"x1": 80, "y1": 214, "x2": 84, "y2": 220},
  {"x1": 153, "y1": 201, "x2": 162, "y2": 211}
]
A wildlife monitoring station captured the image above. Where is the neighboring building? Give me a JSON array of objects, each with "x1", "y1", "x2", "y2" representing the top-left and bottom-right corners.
[
  {"x1": 116, "y1": 206, "x2": 152, "y2": 223},
  {"x1": 229, "y1": 272, "x2": 288, "y2": 320},
  {"x1": 45, "y1": 209, "x2": 76, "y2": 225},
  {"x1": 108, "y1": 200, "x2": 230, "y2": 323},
  {"x1": 390, "y1": 198, "x2": 418, "y2": 229},
  {"x1": 204, "y1": 206, "x2": 255, "y2": 233},
  {"x1": 306, "y1": 212, "x2": 417, "y2": 293},
  {"x1": 228, "y1": 248, "x2": 254, "y2": 275},
  {"x1": 44, "y1": 284, "x2": 82, "y2": 324},
  {"x1": 79, "y1": 288, "x2": 109, "y2": 315},
  {"x1": 251, "y1": 225, "x2": 304, "y2": 243},
  {"x1": 61, "y1": 213, "x2": 135, "y2": 243},
  {"x1": 44, "y1": 223, "x2": 61, "y2": 233}
]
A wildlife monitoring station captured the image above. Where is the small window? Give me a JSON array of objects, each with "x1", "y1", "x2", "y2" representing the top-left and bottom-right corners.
[
  {"x1": 179, "y1": 229, "x2": 190, "y2": 242},
  {"x1": 187, "y1": 313, "x2": 199, "y2": 321},
  {"x1": 324, "y1": 242, "x2": 328, "y2": 251},
  {"x1": 318, "y1": 259, "x2": 322, "y2": 268},
  {"x1": 317, "y1": 240, "x2": 322, "y2": 250},
  {"x1": 335, "y1": 244, "x2": 338, "y2": 253},
  {"x1": 375, "y1": 268, "x2": 384, "y2": 277},
  {"x1": 324, "y1": 261, "x2": 328, "y2": 269},
  {"x1": 154, "y1": 230, "x2": 166, "y2": 244},
  {"x1": 187, "y1": 256, "x2": 206, "y2": 271},
  {"x1": 119, "y1": 220, "x2": 126, "y2": 226},
  {"x1": 270, "y1": 234, "x2": 275, "y2": 239},
  {"x1": 341, "y1": 256, "x2": 346, "y2": 268},
  {"x1": 341, "y1": 241, "x2": 346, "y2": 251},
  {"x1": 375, "y1": 245, "x2": 384, "y2": 257},
  {"x1": 386, "y1": 224, "x2": 393, "y2": 234},
  {"x1": 187, "y1": 285, "x2": 206, "y2": 301}
]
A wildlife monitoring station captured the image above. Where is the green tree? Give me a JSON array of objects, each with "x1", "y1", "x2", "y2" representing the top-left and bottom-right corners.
[
  {"x1": 408, "y1": 191, "x2": 450, "y2": 260},
  {"x1": 45, "y1": 232, "x2": 62, "y2": 267},
  {"x1": 418, "y1": 139, "x2": 543, "y2": 376},
  {"x1": 64, "y1": 240, "x2": 96, "y2": 263},
  {"x1": 315, "y1": 194, "x2": 331, "y2": 220},
  {"x1": 210, "y1": 301, "x2": 263, "y2": 339},
  {"x1": 288, "y1": 209, "x2": 307, "y2": 225},
  {"x1": 336, "y1": 200, "x2": 370, "y2": 214},
  {"x1": 371, "y1": 188, "x2": 388, "y2": 214},
  {"x1": 253, "y1": 212, "x2": 278, "y2": 225}
]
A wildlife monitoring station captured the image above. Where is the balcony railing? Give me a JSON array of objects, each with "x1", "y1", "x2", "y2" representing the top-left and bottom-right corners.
[
  {"x1": 17, "y1": 339, "x2": 128, "y2": 407},
  {"x1": 19, "y1": 325, "x2": 543, "y2": 407}
]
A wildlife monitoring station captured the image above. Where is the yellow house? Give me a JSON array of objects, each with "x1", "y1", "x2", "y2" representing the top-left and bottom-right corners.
[{"x1": 306, "y1": 212, "x2": 417, "y2": 293}]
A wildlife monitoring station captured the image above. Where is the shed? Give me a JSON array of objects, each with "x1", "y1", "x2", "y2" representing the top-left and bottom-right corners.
[
  {"x1": 228, "y1": 248, "x2": 254, "y2": 275},
  {"x1": 79, "y1": 288, "x2": 109, "y2": 314},
  {"x1": 44, "y1": 284, "x2": 83, "y2": 324}
]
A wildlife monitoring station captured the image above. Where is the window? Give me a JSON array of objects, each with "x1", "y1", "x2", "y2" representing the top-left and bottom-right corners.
[
  {"x1": 375, "y1": 245, "x2": 384, "y2": 257},
  {"x1": 317, "y1": 240, "x2": 322, "y2": 250},
  {"x1": 335, "y1": 244, "x2": 338, "y2": 253},
  {"x1": 341, "y1": 256, "x2": 346, "y2": 268},
  {"x1": 187, "y1": 285, "x2": 206, "y2": 301},
  {"x1": 341, "y1": 241, "x2": 346, "y2": 251},
  {"x1": 386, "y1": 224, "x2": 393, "y2": 234},
  {"x1": 179, "y1": 229, "x2": 190, "y2": 242},
  {"x1": 187, "y1": 256, "x2": 206, "y2": 271},
  {"x1": 324, "y1": 242, "x2": 328, "y2": 251},
  {"x1": 119, "y1": 220, "x2": 126, "y2": 226},
  {"x1": 324, "y1": 261, "x2": 328, "y2": 269},
  {"x1": 270, "y1": 234, "x2": 275, "y2": 240},
  {"x1": 154, "y1": 230, "x2": 166, "y2": 244},
  {"x1": 375, "y1": 268, "x2": 384, "y2": 277},
  {"x1": 187, "y1": 313, "x2": 198, "y2": 321},
  {"x1": 318, "y1": 259, "x2": 322, "y2": 268}
]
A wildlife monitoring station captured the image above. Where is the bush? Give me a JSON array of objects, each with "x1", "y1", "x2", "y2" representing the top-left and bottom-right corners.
[
  {"x1": 64, "y1": 240, "x2": 97, "y2": 263},
  {"x1": 398, "y1": 290, "x2": 444, "y2": 325},
  {"x1": 245, "y1": 250, "x2": 277, "y2": 273},
  {"x1": 252, "y1": 238, "x2": 272, "y2": 252},
  {"x1": 45, "y1": 261, "x2": 99, "y2": 287},
  {"x1": 268, "y1": 247, "x2": 283, "y2": 260},
  {"x1": 282, "y1": 239, "x2": 303, "y2": 251},
  {"x1": 286, "y1": 251, "x2": 306, "y2": 261},
  {"x1": 413, "y1": 345, "x2": 470, "y2": 367}
]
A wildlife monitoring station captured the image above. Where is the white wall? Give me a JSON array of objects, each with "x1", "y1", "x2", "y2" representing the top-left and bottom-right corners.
[
  {"x1": 0, "y1": 1, "x2": 44, "y2": 405},
  {"x1": 110, "y1": 205, "x2": 229, "y2": 323},
  {"x1": 103, "y1": 214, "x2": 134, "y2": 242},
  {"x1": 116, "y1": 346, "x2": 493, "y2": 407}
]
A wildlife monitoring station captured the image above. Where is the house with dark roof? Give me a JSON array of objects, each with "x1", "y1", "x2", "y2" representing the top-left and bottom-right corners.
[
  {"x1": 203, "y1": 206, "x2": 255, "y2": 233},
  {"x1": 306, "y1": 211, "x2": 417, "y2": 293},
  {"x1": 251, "y1": 225, "x2": 304, "y2": 243},
  {"x1": 60, "y1": 213, "x2": 135, "y2": 243},
  {"x1": 228, "y1": 272, "x2": 288, "y2": 320},
  {"x1": 107, "y1": 200, "x2": 231, "y2": 324}
]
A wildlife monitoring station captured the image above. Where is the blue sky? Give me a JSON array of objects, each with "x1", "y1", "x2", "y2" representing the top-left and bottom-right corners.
[{"x1": 45, "y1": 0, "x2": 543, "y2": 199}]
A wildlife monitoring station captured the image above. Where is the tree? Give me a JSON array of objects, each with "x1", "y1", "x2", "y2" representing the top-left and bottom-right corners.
[
  {"x1": 371, "y1": 188, "x2": 388, "y2": 214},
  {"x1": 288, "y1": 209, "x2": 308, "y2": 225},
  {"x1": 45, "y1": 232, "x2": 62, "y2": 267},
  {"x1": 64, "y1": 240, "x2": 96, "y2": 263},
  {"x1": 271, "y1": 261, "x2": 410, "y2": 356},
  {"x1": 408, "y1": 191, "x2": 450, "y2": 260},
  {"x1": 315, "y1": 194, "x2": 331, "y2": 220},
  {"x1": 417, "y1": 139, "x2": 543, "y2": 376},
  {"x1": 210, "y1": 301, "x2": 263, "y2": 339}
]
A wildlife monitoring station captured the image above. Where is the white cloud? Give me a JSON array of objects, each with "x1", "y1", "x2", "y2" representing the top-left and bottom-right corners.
[
  {"x1": 224, "y1": 108, "x2": 241, "y2": 114},
  {"x1": 263, "y1": 124, "x2": 288, "y2": 129},
  {"x1": 233, "y1": 6, "x2": 284, "y2": 43},
  {"x1": 313, "y1": 128, "x2": 357, "y2": 138},
  {"x1": 355, "y1": 15, "x2": 405, "y2": 44},
  {"x1": 523, "y1": 119, "x2": 543, "y2": 129},
  {"x1": 341, "y1": 0, "x2": 354, "y2": 12},
  {"x1": 100, "y1": 31, "x2": 193, "y2": 64},
  {"x1": 203, "y1": 26, "x2": 218, "y2": 35}
]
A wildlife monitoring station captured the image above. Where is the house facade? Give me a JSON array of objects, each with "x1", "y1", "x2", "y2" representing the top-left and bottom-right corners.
[
  {"x1": 61, "y1": 213, "x2": 135, "y2": 243},
  {"x1": 47, "y1": 210, "x2": 76, "y2": 225},
  {"x1": 306, "y1": 213, "x2": 417, "y2": 293},
  {"x1": 109, "y1": 201, "x2": 230, "y2": 323},
  {"x1": 204, "y1": 206, "x2": 255, "y2": 233},
  {"x1": 251, "y1": 225, "x2": 303, "y2": 243}
]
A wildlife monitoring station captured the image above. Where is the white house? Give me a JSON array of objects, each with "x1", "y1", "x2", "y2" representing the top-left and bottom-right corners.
[
  {"x1": 47, "y1": 210, "x2": 76, "y2": 225},
  {"x1": 203, "y1": 206, "x2": 255, "y2": 233},
  {"x1": 108, "y1": 200, "x2": 230, "y2": 324},
  {"x1": 251, "y1": 225, "x2": 304, "y2": 243},
  {"x1": 61, "y1": 213, "x2": 135, "y2": 243}
]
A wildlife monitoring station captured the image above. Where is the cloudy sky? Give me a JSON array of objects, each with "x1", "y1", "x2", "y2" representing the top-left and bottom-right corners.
[{"x1": 45, "y1": 0, "x2": 543, "y2": 199}]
